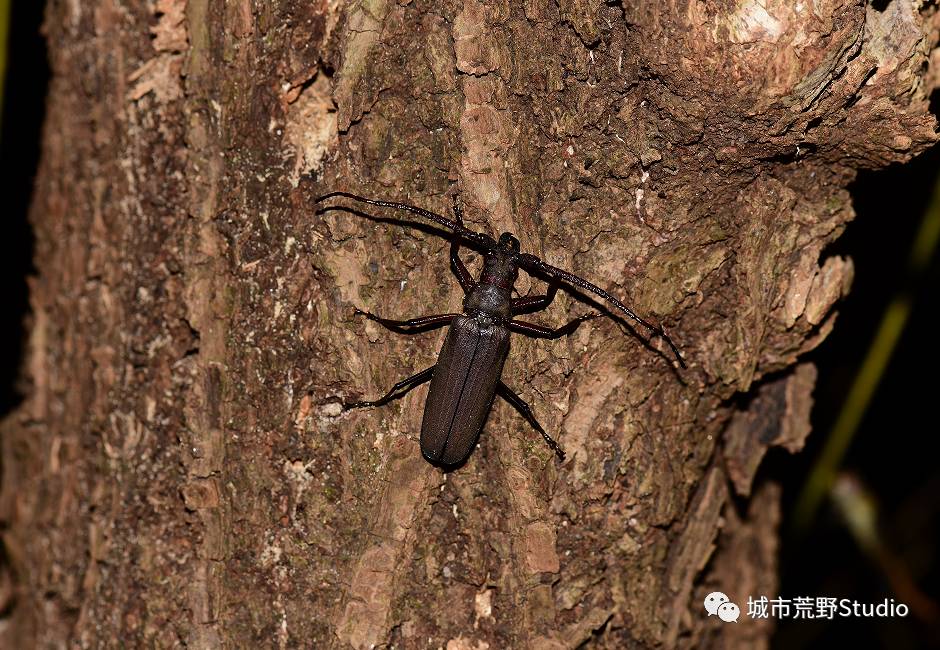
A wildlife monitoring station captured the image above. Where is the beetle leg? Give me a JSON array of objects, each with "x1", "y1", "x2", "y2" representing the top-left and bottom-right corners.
[
  {"x1": 450, "y1": 196, "x2": 476, "y2": 294},
  {"x1": 355, "y1": 309, "x2": 458, "y2": 334},
  {"x1": 497, "y1": 382, "x2": 565, "y2": 461},
  {"x1": 510, "y1": 282, "x2": 559, "y2": 316},
  {"x1": 508, "y1": 312, "x2": 601, "y2": 339},
  {"x1": 451, "y1": 241, "x2": 476, "y2": 294},
  {"x1": 344, "y1": 365, "x2": 434, "y2": 410}
]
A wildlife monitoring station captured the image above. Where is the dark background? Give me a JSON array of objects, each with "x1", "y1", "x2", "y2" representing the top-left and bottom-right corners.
[
  {"x1": 771, "y1": 145, "x2": 940, "y2": 648},
  {"x1": 1, "y1": 3, "x2": 937, "y2": 647},
  {"x1": 0, "y1": 0, "x2": 43, "y2": 416}
]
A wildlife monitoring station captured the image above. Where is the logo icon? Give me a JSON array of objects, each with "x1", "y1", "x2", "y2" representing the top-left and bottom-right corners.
[
  {"x1": 717, "y1": 601, "x2": 740, "y2": 623},
  {"x1": 704, "y1": 592, "x2": 740, "y2": 623},
  {"x1": 704, "y1": 592, "x2": 730, "y2": 616}
]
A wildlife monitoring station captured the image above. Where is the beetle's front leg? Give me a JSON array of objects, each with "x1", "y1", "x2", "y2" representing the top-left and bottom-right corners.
[
  {"x1": 510, "y1": 282, "x2": 559, "y2": 316},
  {"x1": 355, "y1": 309, "x2": 458, "y2": 334},
  {"x1": 450, "y1": 196, "x2": 476, "y2": 294},
  {"x1": 496, "y1": 382, "x2": 565, "y2": 461},
  {"x1": 507, "y1": 312, "x2": 601, "y2": 339},
  {"x1": 345, "y1": 365, "x2": 435, "y2": 410}
]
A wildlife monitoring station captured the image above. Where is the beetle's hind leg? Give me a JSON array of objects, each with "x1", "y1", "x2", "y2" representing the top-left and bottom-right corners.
[
  {"x1": 345, "y1": 365, "x2": 434, "y2": 410},
  {"x1": 354, "y1": 309, "x2": 458, "y2": 334},
  {"x1": 496, "y1": 382, "x2": 566, "y2": 461}
]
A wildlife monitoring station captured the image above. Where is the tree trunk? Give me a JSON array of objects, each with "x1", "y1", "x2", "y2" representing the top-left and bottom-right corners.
[{"x1": 1, "y1": 1, "x2": 936, "y2": 648}]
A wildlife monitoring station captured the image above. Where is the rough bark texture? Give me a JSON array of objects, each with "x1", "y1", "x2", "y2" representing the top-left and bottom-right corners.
[{"x1": 1, "y1": 1, "x2": 937, "y2": 648}]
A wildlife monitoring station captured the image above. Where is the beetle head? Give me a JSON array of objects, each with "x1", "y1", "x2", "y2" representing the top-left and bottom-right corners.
[{"x1": 498, "y1": 232, "x2": 520, "y2": 252}]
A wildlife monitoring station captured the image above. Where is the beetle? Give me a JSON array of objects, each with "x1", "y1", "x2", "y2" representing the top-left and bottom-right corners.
[{"x1": 316, "y1": 191, "x2": 684, "y2": 467}]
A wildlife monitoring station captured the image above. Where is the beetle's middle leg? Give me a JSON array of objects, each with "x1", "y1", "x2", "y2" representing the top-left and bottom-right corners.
[
  {"x1": 345, "y1": 365, "x2": 434, "y2": 410},
  {"x1": 355, "y1": 309, "x2": 458, "y2": 334},
  {"x1": 496, "y1": 382, "x2": 565, "y2": 461}
]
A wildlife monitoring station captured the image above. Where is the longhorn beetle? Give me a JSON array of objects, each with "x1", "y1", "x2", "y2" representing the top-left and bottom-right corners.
[{"x1": 316, "y1": 191, "x2": 684, "y2": 467}]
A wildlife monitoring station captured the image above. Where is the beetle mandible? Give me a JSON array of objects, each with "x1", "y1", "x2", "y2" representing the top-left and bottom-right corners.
[{"x1": 317, "y1": 191, "x2": 684, "y2": 467}]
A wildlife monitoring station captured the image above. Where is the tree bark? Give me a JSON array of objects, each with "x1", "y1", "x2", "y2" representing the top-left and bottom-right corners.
[{"x1": 1, "y1": 1, "x2": 937, "y2": 648}]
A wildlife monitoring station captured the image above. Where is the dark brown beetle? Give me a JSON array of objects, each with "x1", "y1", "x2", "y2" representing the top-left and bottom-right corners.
[{"x1": 317, "y1": 191, "x2": 684, "y2": 467}]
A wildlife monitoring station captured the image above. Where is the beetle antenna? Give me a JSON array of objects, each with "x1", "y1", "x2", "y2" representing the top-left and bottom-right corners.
[
  {"x1": 316, "y1": 191, "x2": 495, "y2": 250},
  {"x1": 518, "y1": 253, "x2": 686, "y2": 368}
]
